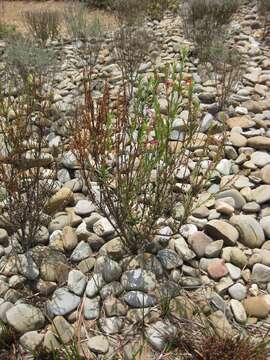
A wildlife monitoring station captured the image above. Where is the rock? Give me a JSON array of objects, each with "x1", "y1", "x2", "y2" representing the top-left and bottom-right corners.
[
  {"x1": 205, "y1": 220, "x2": 239, "y2": 246},
  {"x1": 156, "y1": 249, "x2": 183, "y2": 269},
  {"x1": 205, "y1": 240, "x2": 224, "y2": 258},
  {"x1": 228, "y1": 283, "x2": 247, "y2": 300},
  {"x1": 230, "y1": 215, "x2": 265, "y2": 248},
  {"x1": 6, "y1": 304, "x2": 45, "y2": 333},
  {"x1": 260, "y1": 216, "x2": 270, "y2": 237},
  {"x1": 207, "y1": 259, "x2": 228, "y2": 280},
  {"x1": 98, "y1": 257, "x2": 122, "y2": 283},
  {"x1": 62, "y1": 150, "x2": 79, "y2": 169},
  {"x1": 243, "y1": 295, "x2": 270, "y2": 318},
  {"x1": 87, "y1": 335, "x2": 109, "y2": 354},
  {"x1": 230, "y1": 248, "x2": 248, "y2": 268},
  {"x1": 100, "y1": 282, "x2": 124, "y2": 300},
  {"x1": 229, "y1": 132, "x2": 247, "y2": 147},
  {"x1": 208, "y1": 310, "x2": 235, "y2": 338},
  {"x1": 43, "y1": 330, "x2": 60, "y2": 351},
  {"x1": 226, "y1": 263, "x2": 241, "y2": 280},
  {"x1": 62, "y1": 226, "x2": 78, "y2": 251},
  {"x1": 40, "y1": 253, "x2": 69, "y2": 283},
  {"x1": 93, "y1": 218, "x2": 114, "y2": 237},
  {"x1": 227, "y1": 116, "x2": 255, "y2": 129},
  {"x1": 180, "y1": 224, "x2": 198, "y2": 238},
  {"x1": 243, "y1": 201, "x2": 260, "y2": 213},
  {"x1": 247, "y1": 136, "x2": 270, "y2": 150},
  {"x1": 0, "y1": 301, "x2": 13, "y2": 323},
  {"x1": 52, "y1": 316, "x2": 74, "y2": 344},
  {"x1": 101, "y1": 237, "x2": 125, "y2": 260},
  {"x1": 67, "y1": 270, "x2": 87, "y2": 296},
  {"x1": 230, "y1": 300, "x2": 247, "y2": 324},
  {"x1": 146, "y1": 320, "x2": 177, "y2": 351},
  {"x1": 78, "y1": 257, "x2": 96, "y2": 274},
  {"x1": 104, "y1": 296, "x2": 128, "y2": 317},
  {"x1": 252, "y1": 185, "x2": 270, "y2": 204},
  {"x1": 215, "y1": 189, "x2": 246, "y2": 210},
  {"x1": 251, "y1": 151, "x2": 270, "y2": 167},
  {"x1": 188, "y1": 231, "x2": 213, "y2": 258},
  {"x1": 99, "y1": 317, "x2": 123, "y2": 335},
  {"x1": 262, "y1": 164, "x2": 270, "y2": 184},
  {"x1": 252, "y1": 263, "x2": 270, "y2": 283},
  {"x1": 174, "y1": 236, "x2": 196, "y2": 261},
  {"x1": 123, "y1": 291, "x2": 156, "y2": 308},
  {"x1": 215, "y1": 201, "x2": 234, "y2": 215},
  {"x1": 50, "y1": 288, "x2": 81, "y2": 315},
  {"x1": 75, "y1": 200, "x2": 96, "y2": 216},
  {"x1": 70, "y1": 241, "x2": 92, "y2": 262},
  {"x1": 85, "y1": 273, "x2": 106, "y2": 298},
  {"x1": 84, "y1": 297, "x2": 100, "y2": 320},
  {"x1": 46, "y1": 188, "x2": 74, "y2": 214},
  {"x1": 19, "y1": 331, "x2": 44, "y2": 352},
  {"x1": 121, "y1": 269, "x2": 156, "y2": 292},
  {"x1": 0, "y1": 229, "x2": 8, "y2": 246},
  {"x1": 16, "y1": 254, "x2": 39, "y2": 281}
]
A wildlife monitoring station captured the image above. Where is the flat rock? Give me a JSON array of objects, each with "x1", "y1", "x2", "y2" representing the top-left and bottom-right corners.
[
  {"x1": 247, "y1": 136, "x2": 270, "y2": 150},
  {"x1": 227, "y1": 116, "x2": 255, "y2": 129},
  {"x1": 230, "y1": 299, "x2": 247, "y2": 324}
]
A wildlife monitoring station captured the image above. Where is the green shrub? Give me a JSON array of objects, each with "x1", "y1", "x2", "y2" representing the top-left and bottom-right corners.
[
  {"x1": 71, "y1": 49, "x2": 225, "y2": 253},
  {"x1": 147, "y1": 0, "x2": 181, "y2": 21},
  {"x1": 0, "y1": 22, "x2": 16, "y2": 40},
  {"x1": 181, "y1": 0, "x2": 240, "y2": 61},
  {"x1": 23, "y1": 9, "x2": 60, "y2": 45}
]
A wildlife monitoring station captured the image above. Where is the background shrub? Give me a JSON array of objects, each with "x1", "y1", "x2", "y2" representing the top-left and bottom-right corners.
[
  {"x1": 23, "y1": 9, "x2": 60, "y2": 45},
  {"x1": 257, "y1": 0, "x2": 270, "y2": 39}
]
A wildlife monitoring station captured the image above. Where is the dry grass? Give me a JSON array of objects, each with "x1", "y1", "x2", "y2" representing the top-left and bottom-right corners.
[{"x1": 1, "y1": 1, "x2": 116, "y2": 34}]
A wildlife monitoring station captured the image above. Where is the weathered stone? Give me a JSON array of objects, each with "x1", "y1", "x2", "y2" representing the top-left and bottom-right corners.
[
  {"x1": 146, "y1": 320, "x2": 177, "y2": 351},
  {"x1": 230, "y1": 215, "x2": 265, "y2": 248},
  {"x1": 230, "y1": 300, "x2": 247, "y2": 324},
  {"x1": 84, "y1": 297, "x2": 100, "y2": 320},
  {"x1": 85, "y1": 274, "x2": 106, "y2": 298},
  {"x1": 50, "y1": 288, "x2": 81, "y2": 315},
  {"x1": 208, "y1": 310, "x2": 235, "y2": 338},
  {"x1": 156, "y1": 249, "x2": 183, "y2": 269},
  {"x1": 6, "y1": 304, "x2": 45, "y2": 333},
  {"x1": 205, "y1": 220, "x2": 239, "y2": 246},
  {"x1": 87, "y1": 335, "x2": 109, "y2": 354},
  {"x1": 123, "y1": 291, "x2": 156, "y2": 308},
  {"x1": 188, "y1": 231, "x2": 213, "y2": 258},
  {"x1": 247, "y1": 136, "x2": 270, "y2": 150},
  {"x1": 67, "y1": 270, "x2": 87, "y2": 296},
  {"x1": 228, "y1": 283, "x2": 247, "y2": 300},
  {"x1": 243, "y1": 296, "x2": 270, "y2": 318},
  {"x1": 207, "y1": 259, "x2": 228, "y2": 280},
  {"x1": 121, "y1": 269, "x2": 156, "y2": 292},
  {"x1": 52, "y1": 316, "x2": 74, "y2": 344},
  {"x1": 20, "y1": 331, "x2": 44, "y2": 352},
  {"x1": 46, "y1": 188, "x2": 74, "y2": 214},
  {"x1": 252, "y1": 185, "x2": 270, "y2": 204},
  {"x1": 252, "y1": 263, "x2": 270, "y2": 283}
]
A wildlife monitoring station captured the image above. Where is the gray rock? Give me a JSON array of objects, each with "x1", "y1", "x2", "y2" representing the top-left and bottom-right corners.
[
  {"x1": 6, "y1": 304, "x2": 45, "y2": 333},
  {"x1": 0, "y1": 301, "x2": 13, "y2": 323},
  {"x1": 75, "y1": 200, "x2": 96, "y2": 216},
  {"x1": 157, "y1": 249, "x2": 183, "y2": 269},
  {"x1": 251, "y1": 151, "x2": 270, "y2": 167},
  {"x1": 99, "y1": 317, "x2": 123, "y2": 335},
  {"x1": 70, "y1": 241, "x2": 92, "y2": 262},
  {"x1": 93, "y1": 218, "x2": 114, "y2": 237},
  {"x1": 67, "y1": 270, "x2": 87, "y2": 296},
  {"x1": 260, "y1": 216, "x2": 270, "y2": 238},
  {"x1": 84, "y1": 297, "x2": 100, "y2": 320},
  {"x1": 16, "y1": 254, "x2": 39, "y2": 281},
  {"x1": 50, "y1": 288, "x2": 81, "y2": 315},
  {"x1": 230, "y1": 215, "x2": 265, "y2": 248},
  {"x1": 100, "y1": 282, "x2": 124, "y2": 300},
  {"x1": 121, "y1": 269, "x2": 156, "y2": 292},
  {"x1": 146, "y1": 320, "x2": 177, "y2": 351},
  {"x1": 95, "y1": 256, "x2": 122, "y2": 283},
  {"x1": 0, "y1": 229, "x2": 8, "y2": 246},
  {"x1": 205, "y1": 240, "x2": 224, "y2": 258},
  {"x1": 230, "y1": 299, "x2": 247, "y2": 324},
  {"x1": 85, "y1": 273, "x2": 106, "y2": 298},
  {"x1": 252, "y1": 263, "x2": 270, "y2": 283},
  {"x1": 252, "y1": 185, "x2": 270, "y2": 204},
  {"x1": 215, "y1": 189, "x2": 246, "y2": 210},
  {"x1": 52, "y1": 316, "x2": 74, "y2": 344},
  {"x1": 228, "y1": 283, "x2": 247, "y2": 300},
  {"x1": 123, "y1": 291, "x2": 156, "y2": 308}
]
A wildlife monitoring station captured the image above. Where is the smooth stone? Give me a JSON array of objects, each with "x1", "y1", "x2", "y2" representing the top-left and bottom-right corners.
[
  {"x1": 215, "y1": 189, "x2": 246, "y2": 210},
  {"x1": 46, "y1": 188, "x2": 74, "y2": 214},
  {"x1": 260, "y1": 216, "x2": 270, "y2": 237},
  {"x1": 205, "y1": 220, "x2": 239, "y2": 246},
  {"x1": 243, "y1": 295, "x2": 270, "y2": 318},
  {"x1": 85, "y1": 273, "x2": 106, "y2": 298},
  {"x1": 207, "y1": 259, "x2": 228, "y2": 280},
  {"x1": 252, "y1": 263, "x2": 270, "y2": 283},
  {"x1": 70, "y1": 241, "x2": 92, "y2": 262},
  {"x1": 205, "y1": 240, "x2": 224, "y2": 258},
  {"x1": 251, "y1": 151, "x2": 270, "y2": 167},
  {"x1": 95, "y1": 257, "x2": 122, "y2": 283},
  {"x1": 230, "y1": 299, "x2": 247, "y2": 324},
  {"x1": 228, "y1": 283, "x2": 247, "y2": 300},
  {"x1": 230, "y1": 215, "x2": 265, "y2": 248},
  {"x1": 93, "y1": 218, "x2": 114, "y2": 237},
  {"x1": 226, "y1": 263, "x2": 241, "y2": 280},
  {"x1": 62, "y1": 226, "x2": 78, "y2": 251},
  {"x1": 188, "y1": 231, "x2": 213, "y2": 258},
  {"x1": 146, "y1": 320, "x2": 177, "y2": 351},
  {"x1": 75, "y1": 200, "x2": 96, "y2": 216},
  {"x1": 99, "y1": 317, "x2": 123, "y2": 335},
  {"x1": 230, "y1": 248, "x2": 248, "y2": 268},
  {"x1": 52, "y1": 316, "x2": 74, "y2": 344},
  {"x1": 261, "y1": 164, "x2": 270, "y2": 184},
  {"x1": 227, "y1": 116, "x2": 255, "y2": 129},
  {"x1": 247, "y1": 136, "x2": 270, "y2": 150},
  {"x1": 252, "y1": 185, "x2": 270, "y2": 204}
]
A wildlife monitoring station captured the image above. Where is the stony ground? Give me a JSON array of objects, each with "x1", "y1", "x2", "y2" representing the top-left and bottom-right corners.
[{"x1": 0, "y1": 1, "x2": 270, "y2": 359}]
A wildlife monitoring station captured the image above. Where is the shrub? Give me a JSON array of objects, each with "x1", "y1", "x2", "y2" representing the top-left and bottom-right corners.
[
  {"x1": 23, "y1": 9, "x2": 61, "y2": 45},
  {"x1": 71, "y1": 50, "x2": 225, "y2": 253},
  {"x1": 181, "y1": 0, "x2": 240, "y2": 62},
  {"x1": 204, "y1": 43, "x2": 243, "y2": 109},
  {"x1": 64, "y1": 4, "x2": 103, "y2": 81},
  {"x1": 113, "y1": 25, "x2": 153, "y2": 99},
  {"x1": 147, "y1": 0, "x2": 181, "y2": 21},
  {"x1": 257, "y1": 0, "x2": 270, "y2": 39},
  {"x1": 4, "y1": 35, "x2": 55, "y2": 88},
  {"x1": 0, "y1": 80, "x2": 56, "y2": 251}
]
